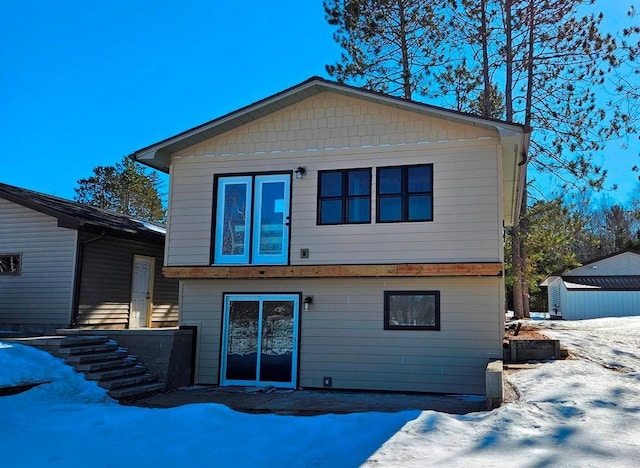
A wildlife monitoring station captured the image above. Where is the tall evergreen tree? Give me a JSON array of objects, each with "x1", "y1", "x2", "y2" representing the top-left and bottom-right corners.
[
  {"x1": 588, "y1": 200, "x2": 640, "y2": 253},
  {"x1": 324, "y1": 0, "x2": 446, "y2": 99},
  {"x1": 521, "y1": 199, "x2": 592, "y2": 311},
  {"x1": 325, "y1": 0, "x2": 639, "y2": 319},
  {"x1": 74, "y1": 156, "x2": 166, "y2": 223}
]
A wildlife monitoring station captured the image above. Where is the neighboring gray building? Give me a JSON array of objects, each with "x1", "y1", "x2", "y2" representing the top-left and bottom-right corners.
[
  {"x1": 131, "y1": 77, "x2": 530, "y2": 395},
  {"x1": 542, "y1": 250, "x2": 640, "y2": 320},
  {"x1": 0, "y1": 182, "x2": 178, "y2": 334}
]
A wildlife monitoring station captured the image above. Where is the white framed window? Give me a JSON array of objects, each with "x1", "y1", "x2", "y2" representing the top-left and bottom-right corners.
[{"x1": 213, "y1": 174, "x2": 290, "y2": 265}]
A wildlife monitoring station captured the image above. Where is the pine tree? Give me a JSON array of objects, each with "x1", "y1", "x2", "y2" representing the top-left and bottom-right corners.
[
  {"x1": 588, "y1": 200, "x2": 640, "y2": 253},
  {"x1": 74, "y1": 156, "x2": 166, "y2": 223},
  {"x1": 516, "y1": 199, "x2": 593, "y2": 311},
  {"x1": 324, "y1": 0, "x2": 446, "y2": 99},
  {"x1": 325, "y1": 0, "x2": 639, "y2": 318}
]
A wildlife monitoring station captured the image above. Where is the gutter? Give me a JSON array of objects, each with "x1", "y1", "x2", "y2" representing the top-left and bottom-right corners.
[{"x1": 514, "y1": 129, "x2": 532, "y2": 223}]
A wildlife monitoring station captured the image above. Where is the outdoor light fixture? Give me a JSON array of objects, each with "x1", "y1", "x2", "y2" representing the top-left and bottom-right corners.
[
  {"x1": 295, "y1": 166, "x2": 307, "y2": 179},
  {"x1": 303, "y1": 296, "x2": 313, "y2": 311}
]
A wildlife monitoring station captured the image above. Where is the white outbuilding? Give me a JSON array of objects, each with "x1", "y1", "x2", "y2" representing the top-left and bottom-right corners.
[{"x1": 542, "y1": 250, "x2": 640, "y2": 320}]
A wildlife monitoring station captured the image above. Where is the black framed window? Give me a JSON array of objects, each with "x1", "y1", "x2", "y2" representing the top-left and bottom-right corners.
[
  {"x1": 0, "y1": 254, "x2": 21, "y2": 275},
  {"x1": 377, "y1": 164, "x2": 433, "y2": 222},
  {"x1": 318, "y1": 168, "x2": 371, "y2": 224},
  {"x1": 384, "y1": 291, "x2": 440, "y2": 330}
]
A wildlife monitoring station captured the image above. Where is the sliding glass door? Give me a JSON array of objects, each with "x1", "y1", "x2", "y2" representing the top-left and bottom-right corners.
[{"x1": 220, "y1": 294, "x2": 299, "y2": 388}]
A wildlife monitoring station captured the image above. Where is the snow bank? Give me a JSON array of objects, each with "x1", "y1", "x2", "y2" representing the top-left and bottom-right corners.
[
  {"x1": 366, "y1": 359, "x2": 640, "y2": 467},
  {"x1": 0, "y1": 342, "x2": 419, "y2": 467},
  {"x1": 366, "y1": 318, "x2": 640, "y2": 467},
  {"x1": 0, "y1": 341, "x2": 109, "y2": 403},
  {"x1": 2, "y1": 317, "x2": 640, "y2": 467}
]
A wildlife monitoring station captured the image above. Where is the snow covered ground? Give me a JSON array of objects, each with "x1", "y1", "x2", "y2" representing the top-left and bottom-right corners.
[
  {"x1": 2, "y1": 317, "x2": 640, "y2": 467},
  {"x1": 366, "y1": 317, "x2": 640, "y2": 467}
]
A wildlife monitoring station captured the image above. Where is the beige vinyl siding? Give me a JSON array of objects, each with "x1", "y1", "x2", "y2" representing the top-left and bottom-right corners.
[
  {"x1": 0, "y1": 198, "x2": 77, "y2": 331},
  {"x1": 181, "y1": 276, "x2": 503, "y2": 394},
  {"x1": 76, "y1": 233, "x2": 179, "y2": 328},
  {"x1": 166, "y1": 92, "x2": 503, "y2": 266}
]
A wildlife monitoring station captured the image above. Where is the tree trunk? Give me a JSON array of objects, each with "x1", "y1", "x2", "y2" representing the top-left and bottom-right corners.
[
  {"x1": 503, "y1": 0, "x2": 513, "y2": 121},
  {"x1": 524, "y1": 0, "x2": 535, "y2": 127},
  {"x1": 397, "y1": 0, "x2": 412, "y2": 99},
  {"x1": 512, "y1": 224, "x2": 524, "y2": 319},
  {"x1": 510, "y1": 0, "x2": 536, "y2": 320},
  {"x1": 479, "y1": 0, "x2": 492, "y2": 117},
  {"x1": 520, "y1": 185, "x2": 530, "y2": 318},
  {"x1": 511, "y1": 184, "x2": 530, "y2": 319}
]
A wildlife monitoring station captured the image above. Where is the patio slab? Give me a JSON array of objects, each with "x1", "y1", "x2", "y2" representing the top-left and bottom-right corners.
[{"x1": 132, "y1": 386, "x2": 490, "y2": 415}]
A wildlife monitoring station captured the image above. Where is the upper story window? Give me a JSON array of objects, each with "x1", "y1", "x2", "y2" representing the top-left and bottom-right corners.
[
  {"x1": 213, "y1": 174, "x2": 290, "y2": 265},
  {"x1": 377, "y1": 164, "x2": 433, "y2": 223},
  {"x1": 317, "y1": 169, "x2": 371, "y2": 225},
  {"x1": 0, "y1": 254, "x2": 21, "y2": 275}
]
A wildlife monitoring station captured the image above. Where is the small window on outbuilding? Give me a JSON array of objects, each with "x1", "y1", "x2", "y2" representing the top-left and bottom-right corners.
[
  {"x1": 384, "y1": 291, "x2": 440, "y2": 330},
  {"x1": 0, "y1": 254, "x2": 21, "y2": 275}
]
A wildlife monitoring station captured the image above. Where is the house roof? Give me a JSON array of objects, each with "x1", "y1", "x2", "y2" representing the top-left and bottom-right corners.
[
  {"x1": 571, "y1": 249, "x2": 640, "y2": 269},
  {"x1": 563, "y1": 276, "x2": 640, "y2": 291},
  {"x1": 541, "y1": 250, "x2": 640, "y2": 287},
  {"x1": 0, "y1": 182, "x2": 166, "y2": 239},
  {"x1": 130, "y1": 76, "x2": 531, "y2": 225}
]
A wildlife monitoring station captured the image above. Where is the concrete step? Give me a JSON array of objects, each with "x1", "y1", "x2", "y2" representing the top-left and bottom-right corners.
[
  {"x1": 75, "y1": 356, "x2": 138, "y2": 373},
  {"x1": 108, "y1": 382, "x2": 165, "y2": 400},
  {"x1": 9, "y1": 336, "x2": 68, "y2": 353},
  {"x1": 65, "y1": 349, "x2": 128, "y2": 364},
  {"x1": 10, "y1": 331, "x2": 168, "y2": 404},
  {"x1": 99, "y1": 373, "x2": 157, "y2": 390},
  {"x1": 57, "y1": 335, "x2": 110, "y2": 347},
  {"x1": 86, "y1": 365, "x2": 147, "y2": 381},
  {"x1": 56, "y1": 341, "x2": 119, "y2": 356}
]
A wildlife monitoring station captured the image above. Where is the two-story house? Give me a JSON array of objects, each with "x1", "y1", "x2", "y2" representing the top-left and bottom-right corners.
[{"x1": 131, "y1": 77, "x2": 530, "y2": 395}]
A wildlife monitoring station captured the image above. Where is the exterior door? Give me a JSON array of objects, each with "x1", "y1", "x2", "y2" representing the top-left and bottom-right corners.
[
  {"x1": 130, "y1": 255, "x2": 154, "y2": 328},
  {"x1": 220, "y1": 294, "x2": 299, "y2": 388},
  {"x1": 251, "y1": 175, "x2": 290, "y2": 264},
  {"x1": 214, "y1": 174, "x2": 290, "y2": 265}
]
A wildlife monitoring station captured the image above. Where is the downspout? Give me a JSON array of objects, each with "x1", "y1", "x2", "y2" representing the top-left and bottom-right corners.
[{"x1": 70, "y1": 230, "x2": 106, "y2": 327}]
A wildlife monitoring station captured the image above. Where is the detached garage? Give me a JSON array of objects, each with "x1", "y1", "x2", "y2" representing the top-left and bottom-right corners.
[{"x1": 542, "y1": 250, "x2": 640, "y2": 320}]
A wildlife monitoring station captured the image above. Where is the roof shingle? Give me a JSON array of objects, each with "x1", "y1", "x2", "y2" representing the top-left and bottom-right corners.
[{"x1": 0, "y1": 182, "x2": 165, "y2": 239}]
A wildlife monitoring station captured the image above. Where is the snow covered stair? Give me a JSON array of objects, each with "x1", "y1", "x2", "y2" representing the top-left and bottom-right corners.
[{"x1": 21, "y1": 334, "x2": 164, "y2": 402}]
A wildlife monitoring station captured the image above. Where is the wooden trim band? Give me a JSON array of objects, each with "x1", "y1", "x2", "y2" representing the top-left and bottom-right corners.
[{"x1": 163, "y1": 263, "x2": 503, "y2": 279}]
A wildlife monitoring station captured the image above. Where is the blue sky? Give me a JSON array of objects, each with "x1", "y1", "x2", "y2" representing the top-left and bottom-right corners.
[{"x1": 1, "y1": 1, "x2": 637, "y2": 204}]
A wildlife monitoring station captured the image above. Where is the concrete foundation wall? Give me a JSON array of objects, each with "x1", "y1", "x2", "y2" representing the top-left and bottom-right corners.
[
  {"x1": 504, "y1": 339, "x2": 561, "y2": 362},
  {"x1": 0, "y1": 322, "x2": 62, "y2": 336},
  {"x1": 485, "y1": 360, "x2": 503, "y2": 408},
  {"x1": 61, "y1": 328, "x2": 194, "y2": 391}
]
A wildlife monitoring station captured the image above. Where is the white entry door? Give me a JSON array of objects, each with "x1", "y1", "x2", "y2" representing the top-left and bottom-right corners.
[
  {"x1": 220, "y1": 294, "x2": 299, "y2": 388},
  {"x1": 130, "y1": 255, "x2": 154, "y2": 328}
]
